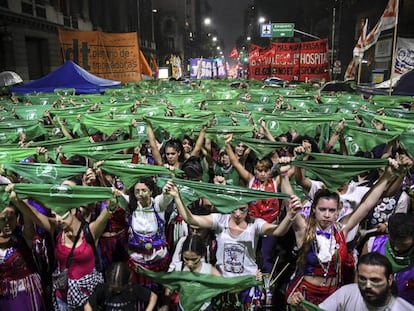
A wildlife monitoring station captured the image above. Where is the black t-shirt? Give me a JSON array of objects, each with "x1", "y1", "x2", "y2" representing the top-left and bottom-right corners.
[{"x1": 88, "y1": 283, "x2": 152, "y2": 311}]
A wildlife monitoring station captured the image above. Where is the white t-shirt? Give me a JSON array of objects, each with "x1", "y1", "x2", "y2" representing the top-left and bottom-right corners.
[
  {"x1": 319, "y1": 283, "x2": 414, "y2": 311},
  {"x1": 211, "y1": 213, "x2": 265, "y2": 277}
]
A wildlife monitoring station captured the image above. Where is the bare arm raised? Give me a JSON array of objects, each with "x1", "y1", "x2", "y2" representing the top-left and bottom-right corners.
[{"x1": 164, "y1": 180, "x2": 213, "y2": 229}]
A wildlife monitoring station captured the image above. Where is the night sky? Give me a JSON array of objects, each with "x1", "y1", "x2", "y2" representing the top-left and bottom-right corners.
[{"x1": 211, "y1": 0, "x2": 252, "y2": 58}]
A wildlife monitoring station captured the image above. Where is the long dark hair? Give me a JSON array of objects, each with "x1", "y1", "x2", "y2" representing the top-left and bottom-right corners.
[
  {"x1": 180, "y1": 235, "x2": 206, "y2": 271},
  {"x1": 296, "y1": 189, "x2": 340, "y2": 272},
  {"x1": 104, "y1": 262, "x2": 131, "y2": 296},
  {"x1": 161, "y1": 138, "x2": 185, "y2": 164},
  {"x1": 127, "y1": 176, "x2": 161, "y2": 214}
]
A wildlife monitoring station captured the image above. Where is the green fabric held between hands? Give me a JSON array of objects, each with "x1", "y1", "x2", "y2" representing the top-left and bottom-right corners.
[
  {"x1": 60, "y1": 139, "x2": 143, "y2": 161},
  {"x1": 0, "y1": 120, "x2": 47, "y2": 143},
  {"x1": 236, "y1": 137, "x2": 299, "y2": 160},
  {"x1": 0, "y1": 148, "x2": 38, "y2": 164},
  {"x1": 0, "y1": 183, "x2": 113, "y2": 214},
  {"x1": 4, "y1": 162, "x2": 87, "y2": 184},
  {"x1": 135, "y1": 265, "x2": 261, "y2": 311},
  {"x1": 100, "y1": 160, "x2": 183, "y2": 190},
  {"x1": 342, "y1": 124, "x2": 401, "y2": 154},
  {"x1": 157, "y1": 177, "x2": 290, "y2": 213},
  {"x1": 203, "y1": 125, "x2": 254, "y2": 148},
  {"x1": 399, "y1": 128, "x2": 414, "y2": 160},
  {"x1": 292, "y1": 153, "x2": 388, "y2": 191},
  {"x1": 144, "y1": 115, "x2": 211, "y2": 139},
  {"x1": 80, "y1": 113, "x2": 134, "y2": 136}
]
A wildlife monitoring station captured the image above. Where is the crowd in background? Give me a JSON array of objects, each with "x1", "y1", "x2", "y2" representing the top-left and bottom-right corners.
[{"x1": 1, "y1": 79, "x2": 414, "y2": 311}]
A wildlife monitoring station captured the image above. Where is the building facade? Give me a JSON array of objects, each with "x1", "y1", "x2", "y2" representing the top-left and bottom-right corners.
[{"x1": 0, "y1": 0, "x2": 156, "y2": 81}]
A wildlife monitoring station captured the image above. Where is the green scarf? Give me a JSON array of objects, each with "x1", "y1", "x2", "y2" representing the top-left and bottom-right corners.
[
  {"x1": 135, "y1": 266, "x2": 260, "y2": 311},
  {"x1": 61, "y1": 139, "x2": 142, "y2": 161},
  {"x1": 157, "y1": 177, "x2": 289, "y2": 213},
  {"x1": 385, "y1": 240, "x2": 414, "y2": 273},
  {"x1": 164, "y1": 93, "x2": 207, "y2": 107},
  {"x1": 203, "y1": 126, "x2": 254, "y2": 148},
  {"x1": 0, "y1": 120, "x2": 47, "y2": 143},
  {"x1": 251, "y1": 112, "x2": 352, "y2": 138},
  {"x1": 4, "y1": 162, "x2": 87, "y2": 184},
  {"x1": 399, "y1": 127, "x2": 414, "y2": 160},
  {"x1": 80, "y1": 113, "x2": 134, "y2": 137},
  {"x1": 100, "y1": 161, "x2": 182, "y2": 190},
  {"x1": 375, "y1": 115, "x2": 414, "y2": 132},
  {"x1": 13, "y1": 104, "x2": 51, "y2": 121},
  {"x1": 144, "y1": 115, "x2": 211, "y2": 139},
  {"x1": 0, "y1": 183, "x2": 113, "y2": 214},
  {"x1": 0, "y1": 148, "x2": 38, "y2": 164},
  {"x1": 236, "y1": 137, "x2": 298, "y2": 159},
  {"x1": 342, "y1": 124, "x2": 401, "y2": 154},
  {"x1": 292, "y1": 153, "x2": 388, "y2": 191}
]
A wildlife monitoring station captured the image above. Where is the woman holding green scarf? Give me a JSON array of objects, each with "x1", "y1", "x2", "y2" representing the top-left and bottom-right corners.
[
  {"x1": 165, "y1": 180, "x2": 303, "y2": 311},
  {"x1": 7, "y1": 179, "x2": 112, "y2": 311},
  {"x1": 126, "y1": 176, "x2": 173, "y2": 309},
  {"x1": 363, "y1": 213, "x2": 414, "y2": 305},
  {"x1": 286, "y1": 157, "x2": 405, "y2": 307}
]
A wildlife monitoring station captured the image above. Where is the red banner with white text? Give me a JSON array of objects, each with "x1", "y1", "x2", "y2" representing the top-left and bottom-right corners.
[{"x1": 248, "y1": 39, "x2": 330, "y2": 82}]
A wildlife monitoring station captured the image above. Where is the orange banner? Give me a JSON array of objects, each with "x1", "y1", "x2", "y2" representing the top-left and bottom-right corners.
[{"x1": 58, "y1": 29, "x2": 141, "y2": 83}]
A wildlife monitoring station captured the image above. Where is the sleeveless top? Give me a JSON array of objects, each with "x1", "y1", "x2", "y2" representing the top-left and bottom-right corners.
[
  {"x1": 55, "y1": 231, "x2": 96, "y2": 279},
  {"x1": 248, "y1": 177, "x2": 280, "y2": 223},
  {"x1": 304, "y1": 227, "x2": 348, "y2": 278}
]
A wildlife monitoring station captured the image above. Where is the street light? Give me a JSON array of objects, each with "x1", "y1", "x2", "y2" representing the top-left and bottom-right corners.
[
  {"x1": 204, "y1": 17, "x2": 211, "y2": 26},
  {"x1": 258, "y1": 17, "x2": 266, "y2": 24}
]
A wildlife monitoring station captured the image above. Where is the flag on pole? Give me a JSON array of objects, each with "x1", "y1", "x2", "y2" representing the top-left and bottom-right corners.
[
  {"x1": 229, "y1": 47, "x2": 239, "y2": 59},
  {"x1": 345, "y1": 18, "x2": 368, "y2": 80},
  {"x1": 363, "y1": 0, "x2": 399, "y2": 51},
  {"x1": 353, "y1": 19, "x2": 369, "y2": 65},
  {"x1": 344, "y1": 0, "x2": 398, "y2": 80}
]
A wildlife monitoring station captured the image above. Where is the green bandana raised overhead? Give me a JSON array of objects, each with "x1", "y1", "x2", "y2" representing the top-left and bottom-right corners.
[
  {"x1": 135, "y1": 266, "x2": 260, "y2": 311},
  {"x1": 0, "y1": 183, "x2": 113, "y2": 214},
  {"x1": 292, "y1": 153, "x2": 388, "y2": 192},
  {"x1": 157, "y1": 177, "x2": 289, "y2": 213}
]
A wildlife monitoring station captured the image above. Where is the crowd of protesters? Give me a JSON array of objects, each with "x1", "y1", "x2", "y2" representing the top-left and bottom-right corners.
[{"x1": 0, "y1": 79, "x2": 414, "y2": 311}]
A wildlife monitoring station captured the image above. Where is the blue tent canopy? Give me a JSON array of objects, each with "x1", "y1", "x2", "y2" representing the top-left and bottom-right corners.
[{"x1": 11, "y1": 60, "x2": 121, "y2": 94}]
